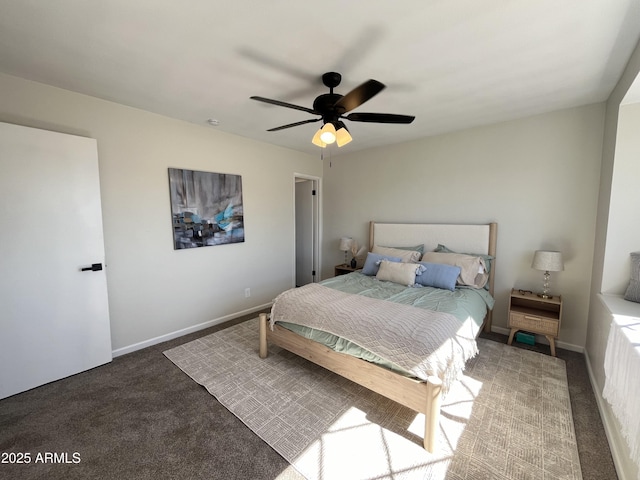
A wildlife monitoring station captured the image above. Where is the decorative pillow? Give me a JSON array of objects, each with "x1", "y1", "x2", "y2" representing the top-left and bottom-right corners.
[
  {"x1": 372, "y1": 245, "x2": 421, "y2": 263},
  {"x1": 415, "y1": 262, "x2": 461, "y2": 291},
  {"x1": 624, "y1": 252, "x2": 640, "y2": 303},
  {"x1": 420, "y1": 251, "x2": 488, "y2": 289},
  {"x1": 361, "y1": 252, "x2": 402, "y2": 276},
  {"x1": 376, "y1": 260, "x2": 421, "y2": 286}
]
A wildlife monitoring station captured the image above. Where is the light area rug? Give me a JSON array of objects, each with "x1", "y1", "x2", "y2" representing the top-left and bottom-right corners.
[{"x1": 164, "y1": 318, "x2": 583, "y2": 480}]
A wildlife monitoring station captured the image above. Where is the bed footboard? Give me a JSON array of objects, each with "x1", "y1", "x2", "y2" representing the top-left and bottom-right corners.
[{"x1": 258, "y1": 312, "x2": 442, "y2": 452}]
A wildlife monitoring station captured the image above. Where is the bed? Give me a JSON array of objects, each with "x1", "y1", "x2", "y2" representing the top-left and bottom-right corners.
[{"x1": 258, "y1": 221, "x2": 497, "y2": 452}]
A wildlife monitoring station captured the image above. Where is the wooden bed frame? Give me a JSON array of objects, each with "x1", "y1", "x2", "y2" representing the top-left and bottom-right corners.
[{"x1": 259, "y1": 221, "x2": 497, "y2": 452}]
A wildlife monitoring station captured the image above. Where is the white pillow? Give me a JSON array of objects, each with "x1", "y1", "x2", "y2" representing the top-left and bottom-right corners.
[
  {"x1": 376, "y1": 260, "x2": 421, "y2": 286},
  {"x1": 372, "y1": 245, "x2": 421, "y2": 263}
]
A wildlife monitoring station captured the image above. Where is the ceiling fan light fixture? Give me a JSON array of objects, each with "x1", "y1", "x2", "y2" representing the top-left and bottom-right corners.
[
  {"x1": 335, "y1": 122, "x2": 352, "y2": 147},
  {"x1": 311, "y1": 129, "x2": 327, "y2": 148},
  {"x1": 253, "y1": 72, "x2": 413, "y2": 148},
  {"x1": 319, "y1": 122, "x2": 337, "y2": 144}
]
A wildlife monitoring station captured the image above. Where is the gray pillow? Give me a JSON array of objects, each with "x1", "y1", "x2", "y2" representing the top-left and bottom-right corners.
[{"x1": 623, "y1": 252, "x2": 640, "y2": 303}]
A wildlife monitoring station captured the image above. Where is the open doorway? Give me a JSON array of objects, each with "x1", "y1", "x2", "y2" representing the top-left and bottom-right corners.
[{"x1": 294, "y1": 174, "x2": 321, "y2": 287}]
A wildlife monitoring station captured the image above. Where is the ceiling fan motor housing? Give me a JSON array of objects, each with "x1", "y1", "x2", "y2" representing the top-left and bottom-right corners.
[{"x1": 313, "y1": 93, "x2": 344, "y2": 120}]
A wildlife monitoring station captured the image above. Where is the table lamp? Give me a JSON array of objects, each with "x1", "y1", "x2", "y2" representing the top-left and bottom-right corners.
[
  {"x1": 531, "y1": 250, "x2": 564, "y2": 298},
  {"x1": 339, "y1": 237, "x2": 352, "y2": 266}
]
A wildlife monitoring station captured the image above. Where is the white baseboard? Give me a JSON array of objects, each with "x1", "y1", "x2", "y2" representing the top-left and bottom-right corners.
[
  {"x1": 490, "y1": 326, "x2": 584, "y2": 353},
  {"x1": 111, "y1": 303, "x2": 272, "y2": 358},
  {"x1": 584, "y1": 349, "x2": 637, "y2": 480}
]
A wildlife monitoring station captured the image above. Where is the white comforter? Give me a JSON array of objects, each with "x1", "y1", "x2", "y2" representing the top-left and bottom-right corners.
[{"x1": 270, "y1": 283, "x2": 479, "y2": 394}]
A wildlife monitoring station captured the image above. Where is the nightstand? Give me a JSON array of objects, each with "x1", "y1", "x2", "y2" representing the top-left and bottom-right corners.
[
  {"x1": 334, "y1": 264, "x2": 359, "y2": 276},
  {"x1": 507, "y1": 288, "x2": 563, "y2": 356}
]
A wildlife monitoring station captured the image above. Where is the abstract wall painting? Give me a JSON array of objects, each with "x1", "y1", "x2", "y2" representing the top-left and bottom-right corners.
[{"x1": 168, "y1": 168, "x2": 244, "y2": 249}]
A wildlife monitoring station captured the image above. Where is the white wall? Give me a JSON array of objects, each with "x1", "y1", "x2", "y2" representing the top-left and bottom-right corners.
[
  {"x1": 588, "y1": 39, "x2": 640, "y2": 381},
  {"x1": 0, "y1": 73, "x2": 321, "y2": 353},
  {"x1": 322, "y1": 104, "x2": 605, "y2": 349},
  {"x1": 602, "y1": 102, "x2": 640, "y2": 294},
  {"x1": 586, "y1": 37, "x2": 640, "y2": 480}
]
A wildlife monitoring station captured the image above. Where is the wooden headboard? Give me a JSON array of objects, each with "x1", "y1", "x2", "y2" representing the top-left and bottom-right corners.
[{"x1": 369, "y1": 221, "x2": 498, "y2": 332}]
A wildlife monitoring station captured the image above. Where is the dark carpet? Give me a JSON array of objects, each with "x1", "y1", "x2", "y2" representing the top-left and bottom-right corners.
[{"x1": 0, "y1": 311, "x2": 617, "y2": 480}]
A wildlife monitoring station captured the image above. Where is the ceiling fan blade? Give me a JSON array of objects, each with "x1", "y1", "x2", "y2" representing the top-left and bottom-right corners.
[
  {"x1": 344, "y1": 112, "x2": 415, "y2": 124},
  {"x1": 267, "y1": 118, "x2": 321, "y2": 131},
  {"x1": 333, "y1": 79, "x2": 385, "y2": 114},
  {"x1": 250, "y1": 96, "x2": 317, "y2": 114}
]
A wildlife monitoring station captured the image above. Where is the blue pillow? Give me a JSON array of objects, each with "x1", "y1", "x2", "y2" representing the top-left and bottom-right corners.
[
  {"x1": 361, "y1": 252, "x2": 402, "y2": 276},
  {"x1": 415, "y1": 262, "x2": 461, "y2": 291}
]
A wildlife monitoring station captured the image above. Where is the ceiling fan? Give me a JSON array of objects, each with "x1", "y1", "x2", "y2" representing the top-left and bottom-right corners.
[{"x1": 250, "y1": 72, "x2": 415, "y2": 148}]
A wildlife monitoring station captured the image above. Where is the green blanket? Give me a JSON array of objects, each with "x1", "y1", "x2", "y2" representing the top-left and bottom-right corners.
[{"x1": 277, "y1": 272, "x2": 494, "y2": 378}]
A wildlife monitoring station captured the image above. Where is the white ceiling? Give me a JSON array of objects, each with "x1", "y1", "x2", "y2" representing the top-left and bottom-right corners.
[{"x1": 1, "y1": 1, "x2": 639, "y2": 156}]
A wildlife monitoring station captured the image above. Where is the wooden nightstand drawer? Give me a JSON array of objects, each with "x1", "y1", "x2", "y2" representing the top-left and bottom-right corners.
[{"x1": 509, "y1": 312, "x2": 558, "y2": 336}]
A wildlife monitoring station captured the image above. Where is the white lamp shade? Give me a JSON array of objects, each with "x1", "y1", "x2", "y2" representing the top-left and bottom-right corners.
[
  {"x1": 531, "y1": 250, "x2": 564, "y2": 272},
  {"x1": 339, "y1": 237, "x2": 353, "y2": 252}
]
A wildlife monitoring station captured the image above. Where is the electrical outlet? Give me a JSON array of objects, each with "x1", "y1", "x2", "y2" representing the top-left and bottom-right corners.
[{"x1": 244, "y1": 288, "x2": 251, "y2": 298}]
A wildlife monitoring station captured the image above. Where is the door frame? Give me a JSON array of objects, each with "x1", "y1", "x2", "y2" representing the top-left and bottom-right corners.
[{"x1": 293, "y1": 173, "x2": 322, "y2": 288}]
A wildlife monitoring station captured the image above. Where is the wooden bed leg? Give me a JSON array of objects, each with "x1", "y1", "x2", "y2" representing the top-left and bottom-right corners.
[
  {"x1": 424, "y1": 376, "x2": 443, "y2": 453},
  {"x1": 259, "y1": 313, "x2": 268, "y2": 358},
  {"x1": 483, "y1": 309, "x2": 493, "y2": 333}
]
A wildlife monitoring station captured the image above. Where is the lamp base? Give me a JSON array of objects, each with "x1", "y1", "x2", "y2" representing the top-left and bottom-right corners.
[{"x1": 537, "y1": 270, "x2": 552, "y2": 299}]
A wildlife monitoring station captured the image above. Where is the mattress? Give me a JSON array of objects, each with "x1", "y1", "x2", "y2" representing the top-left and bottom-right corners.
[{"x1": 277, "y1": 272, "x2": 494, "y2": 377}]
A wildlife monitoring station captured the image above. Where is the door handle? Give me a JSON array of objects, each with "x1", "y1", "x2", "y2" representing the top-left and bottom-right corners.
[{"x1": 81, "y1": 263, "x2": 103, "y2": 272}]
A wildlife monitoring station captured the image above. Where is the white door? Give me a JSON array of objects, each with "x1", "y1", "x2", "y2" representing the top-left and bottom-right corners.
[
  {"x1": 0, "y1": 122, "x2": 112, "y2": 400},
  {"x1": 295, "y1": 179, "x2": 315, "y2": 286}
]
